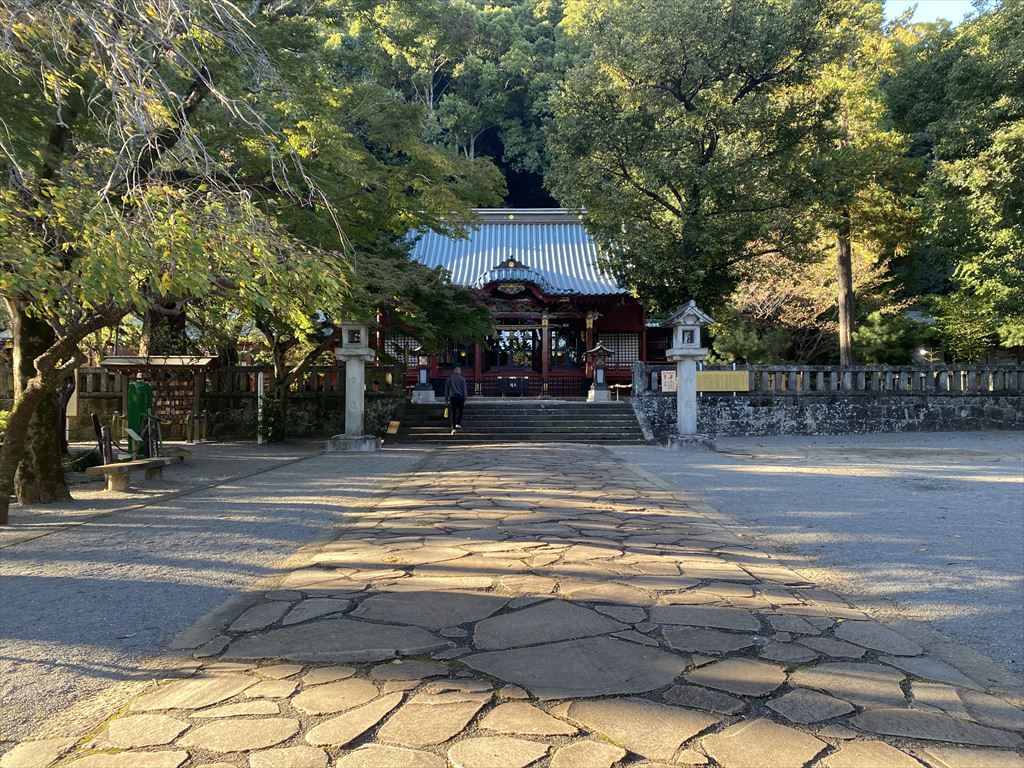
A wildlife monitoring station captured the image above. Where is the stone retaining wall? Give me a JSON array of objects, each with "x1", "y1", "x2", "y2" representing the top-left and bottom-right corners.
[{"x1": 634, "y1": 392, "x2": 1024, "y2": 440}]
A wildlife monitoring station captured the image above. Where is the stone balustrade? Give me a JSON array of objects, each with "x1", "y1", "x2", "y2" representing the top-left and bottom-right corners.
[
  {"x1": 633, "y1": 362, "x2": 1024, "y2": 397},
  {"x1": 630, "y1": 361, "x2": 1024, "y2": 438}
]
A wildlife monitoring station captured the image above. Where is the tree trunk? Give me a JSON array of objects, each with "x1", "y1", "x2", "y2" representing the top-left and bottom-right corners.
[
  {"x1": 1, "y1": 307, "x2": 119, "y2": 523},
  {"x1": 139, "y1": 304, "x2": 187, "y2": 355},
  {"x1": 836, "y1": 207, "x2": 857, "y2": 367},
  {"x1": 0, "y1": 380, "x2": 51, "y2": 524},
  {"x1": 6, "y1": 300, "x2": 71, "y2": 506},
  {"x1": 218, "y1": 339, "x2": 240, "y2": 366}
]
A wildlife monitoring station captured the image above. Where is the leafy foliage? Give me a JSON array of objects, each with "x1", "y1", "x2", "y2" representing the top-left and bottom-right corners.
[
  {"x1": 886, "y1": 1, "x2": 1023, "y2": 351},
  {"x1": 852, "y1": 311, "x2": 935, "y2": 363},
  {"x1": 546, "y1": 0, "x2": 870, "y2": 313},
  {"x1": 931, "y1": 293, "x2": 1000, "y2": 363},
  {"x1": 717, "y1": 234, "x2": 903, "y2": 363},
  {"x1": 708, "y1": 308, "x2": 791, "y2": 365}
]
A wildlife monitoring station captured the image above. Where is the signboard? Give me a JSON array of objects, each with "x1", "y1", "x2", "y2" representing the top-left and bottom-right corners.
[
  {"x1": 697, "y1": 370, "x2": 751, "y2": 392},
  {"x1": 661, "y1": 370, "x2": 677, "y2": 392}
]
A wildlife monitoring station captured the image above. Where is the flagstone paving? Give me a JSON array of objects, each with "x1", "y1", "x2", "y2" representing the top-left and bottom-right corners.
[{"x1": 3, "y1": 443, "x2": 1023, "y2": 767}]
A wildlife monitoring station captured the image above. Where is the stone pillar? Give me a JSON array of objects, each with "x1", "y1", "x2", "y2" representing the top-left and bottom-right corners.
[
  {"x1": 411, "y1": 346, "x2": 435, "y2": 404},
  {"x1": 327, "y1": 322, "x2": 380, "y2": 452},
  {"x1": 584, "y1": 312, "x2": 595, "y2": 366},
  {"x1": 585, "y1": 343, "x2": 613, "y2": 404},
  {"x1": 345, "y1": 358, "x2": 365, "y2": 437},
  {"x1": 676, "y1": 356, "x2": 698, "y2": 434},
  {"x1": 664, "y1": 301, "x2": 714, "y2": 450}
]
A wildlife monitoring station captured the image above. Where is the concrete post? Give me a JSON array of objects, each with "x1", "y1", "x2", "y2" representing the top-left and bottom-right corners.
[
  {"x1": 664, "y1": 301, "x2": 714, "y2": 450},
  {"x1": 411, "y1": 346, "x2": 436, "y2": 404},
  {"x1": 327, "y1": 322, "x2": 381, "y2": 452},
  {"x1": 345, "y1": 358, "x2": 365, "y2": 437},
  {"x1": 676, "y1": 356, "x2": 698, "y2": 434}
]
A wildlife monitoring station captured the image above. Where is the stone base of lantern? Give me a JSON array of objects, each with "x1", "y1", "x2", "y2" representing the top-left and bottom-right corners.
[
  {"x1": 666, "y1": 434, "x2": 716, "y2": 452},
  {"x1": 326, "y1": 435, "x2": 381, "y2": 453},
  {"x1": 411, "y1": 386, "x2": 436, "y2": 404},
  {"x1": 587, "y1": 385, "x2": 611, "y2": 403}
]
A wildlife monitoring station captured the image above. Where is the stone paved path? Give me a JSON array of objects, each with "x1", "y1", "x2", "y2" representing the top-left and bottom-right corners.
[{"x1": 3, "y1": 444, "x2": 1023, "y2": 768}]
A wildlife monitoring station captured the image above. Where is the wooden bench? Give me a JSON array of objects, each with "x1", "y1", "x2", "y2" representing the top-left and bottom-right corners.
[
  {"x1": 85, "y1": 458, "x2": 171, "y2": 492},
  {"x1": 161, "y1": 446, "x2": 191, "y2": 463}
]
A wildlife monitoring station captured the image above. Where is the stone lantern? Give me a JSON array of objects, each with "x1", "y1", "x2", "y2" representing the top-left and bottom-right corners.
[
  {"x1": 585, "y1": 342, "x2": 614, "y2": 403},
  {"x1": 664, "y1": 300, "x2": 714, "y2": 445},
  {"x1": 327, "y1": 320, "x2": 380, "y2": 452},
  {"x1": 411, "y1": 345, "x2": 436, "y2": 404}
]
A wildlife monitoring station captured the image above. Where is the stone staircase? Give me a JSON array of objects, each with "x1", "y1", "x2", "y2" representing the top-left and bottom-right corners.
[{"x1": 392, "y1": 399, "x2": 647, "y2": 444}]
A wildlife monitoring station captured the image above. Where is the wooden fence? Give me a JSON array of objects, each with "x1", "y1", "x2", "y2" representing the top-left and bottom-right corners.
[{"x1": 203, "y1": 365, "x2": 403, "y2": 397}]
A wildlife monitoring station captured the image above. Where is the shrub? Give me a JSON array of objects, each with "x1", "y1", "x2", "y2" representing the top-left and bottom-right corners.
[
  {"x1": 708, "y1": 308, "x2": 791, "y2": 364},
  {"x1": 853, "y1": 311, "x2": 936, "y2": 364}
]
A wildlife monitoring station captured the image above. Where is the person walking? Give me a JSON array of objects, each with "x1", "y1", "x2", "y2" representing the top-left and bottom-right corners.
[{"x1": 445, "y1": 366, "x2": 468, "y2": 435}]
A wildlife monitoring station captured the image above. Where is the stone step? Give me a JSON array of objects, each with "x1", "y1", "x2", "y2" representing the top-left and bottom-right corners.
[
  {"x1": 403, "y1": 418, "x2": 640, "y2": 427},
  {"x1": 391, "y1": 435, "x2": 648, "y2": 443},
  {"x1": 396, "y1": 400, "x2": 645, "y2": 444},
  {"x1": 399, "y1": 426, "x2": 645, "y2": 435}
]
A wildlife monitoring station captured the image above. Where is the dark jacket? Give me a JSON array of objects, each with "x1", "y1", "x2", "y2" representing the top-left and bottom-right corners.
[{"x1": 445, "y1": 373, "x2": 469, "y2": 400}]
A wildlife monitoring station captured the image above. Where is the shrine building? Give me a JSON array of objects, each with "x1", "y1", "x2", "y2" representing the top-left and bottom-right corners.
[{"x1": 393, "y1": 208, "x2": 669, "y2": 397}]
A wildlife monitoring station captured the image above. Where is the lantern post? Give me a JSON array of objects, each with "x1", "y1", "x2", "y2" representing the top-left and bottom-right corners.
[
  {"x1": 327, "y1": 321, "x2": 381, "y2": 452},
  {"x1": 411, "y1": 345, "x2": 436, "y2": 404},
  {"x1": 585, "y1": 342, "x2": 614, "y2": 403},
  {"x1": 664, "y1": 301, "x2": 714, "y2": 447}
]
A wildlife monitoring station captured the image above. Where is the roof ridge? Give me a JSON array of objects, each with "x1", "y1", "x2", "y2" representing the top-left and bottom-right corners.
[{"x1": 473, "y1": 208, "x2": 586, "y2": 224}]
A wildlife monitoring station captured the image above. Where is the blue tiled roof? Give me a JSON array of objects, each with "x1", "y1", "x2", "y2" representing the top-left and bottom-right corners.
[{"x1": 409, "y1": 209, "x2": 627, "y2": 296}]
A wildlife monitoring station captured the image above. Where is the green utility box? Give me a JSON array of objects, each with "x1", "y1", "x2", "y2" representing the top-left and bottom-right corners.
[{"x1": 127, "y1": 380, "x2": 154, "y2": 455}]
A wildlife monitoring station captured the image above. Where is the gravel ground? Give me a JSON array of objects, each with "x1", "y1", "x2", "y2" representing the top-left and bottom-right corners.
[
  {"x1": 0, "y1": 441, "x2": 325, "y2": 548},
  {"x1": 0, "y1": 444, "x2": 430, "y2": 744},
  {"x1": 612, "y1": 430, "x2": 1024, "y2": 679}
]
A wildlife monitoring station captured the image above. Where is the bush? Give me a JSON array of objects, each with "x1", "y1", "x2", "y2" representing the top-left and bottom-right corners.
[
  {"x1": 930, "y1": 293, "x2": 999, "y2": 362},
  {"x1": 853, "y1": 311, "x2": 936, "y2": 364},
  {"x1": 708, "y1": 309, "x2": 791, "y2": 364},
  {"x1": 0, "y1": 410, "x2": 8, "y2": 442},
  {"x1": 257, "y1": 394, "x2": 288, "y2": 443}
]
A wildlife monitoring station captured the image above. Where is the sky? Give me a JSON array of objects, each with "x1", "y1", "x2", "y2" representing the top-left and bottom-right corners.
[{"x1": 884, "y1": 0, "x2": 977, "y2": 24}]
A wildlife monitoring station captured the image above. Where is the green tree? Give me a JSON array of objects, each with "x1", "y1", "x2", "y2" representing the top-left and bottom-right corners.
[
  {"x1": 186, "y1": 5, "x2": 504, "y2": 391},
  {"x1": 0, "y1": 0, "x2": 503, "y2": 521},
  {"x1": 0, "y1": 0, "x2": 326, "y2": 518},
  {"x1": 886, "y1": 1, "x2": 1023, "y2": 353},
  {"x1": 368, "y1": 0, "x2": 562, "y2": 181},
  {"x1": 545, "y1": 0, "x2": 866, "y2": 314},
  {"x1": 803, "y1": 4, "x2": 918, "y2": 364},
  {"x1": 852, "y1": 310, "x2": 934, "y2": 363}
]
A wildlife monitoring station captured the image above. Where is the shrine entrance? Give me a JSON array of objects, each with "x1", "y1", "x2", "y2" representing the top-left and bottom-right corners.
[{"x1": 487, "y1": 326, "x2": 543, "y2": 371}]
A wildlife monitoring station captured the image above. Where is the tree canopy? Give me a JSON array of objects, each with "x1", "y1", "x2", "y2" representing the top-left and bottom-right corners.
[{"x1": 886, "y1": 0, "x2": 1023, "y2": 354}]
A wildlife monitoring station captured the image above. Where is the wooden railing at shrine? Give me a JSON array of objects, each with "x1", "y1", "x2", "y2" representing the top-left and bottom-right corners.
[{"x1": 635, "y1": 363, "x2": 1024, "y2": 396}]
